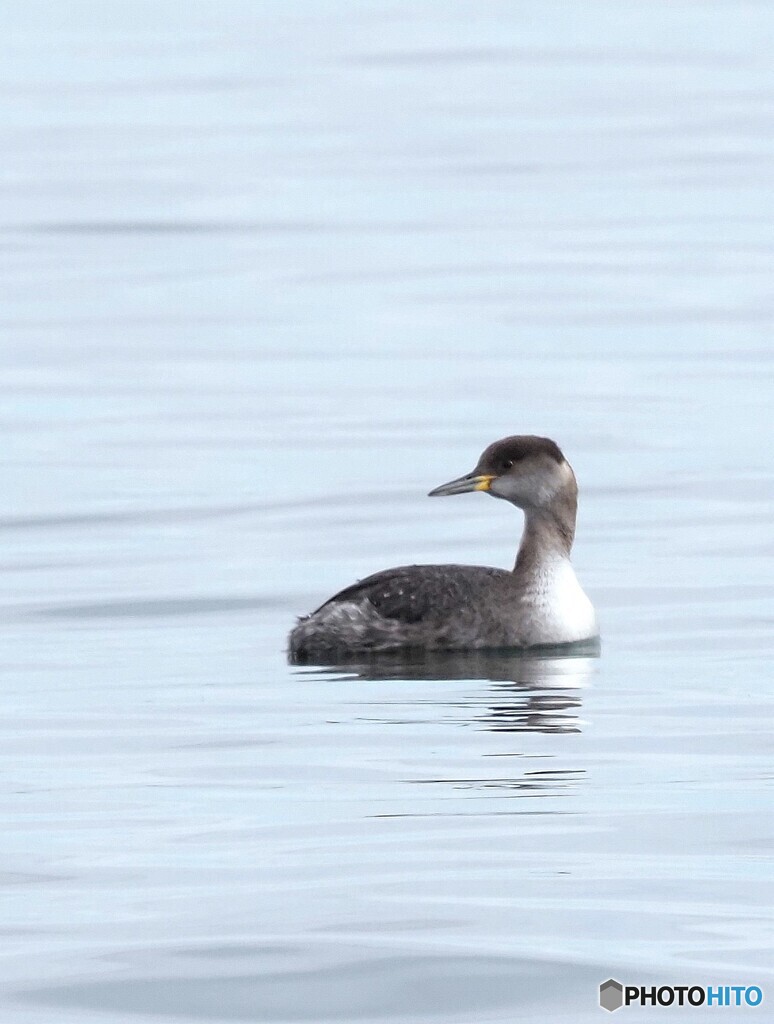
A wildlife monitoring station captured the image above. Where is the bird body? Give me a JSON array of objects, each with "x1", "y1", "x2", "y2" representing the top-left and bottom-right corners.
[{"x1": 288, "y1": 436, "x2": 597, "y2": 660}]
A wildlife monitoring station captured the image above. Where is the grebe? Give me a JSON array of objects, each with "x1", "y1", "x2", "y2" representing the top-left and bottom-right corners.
[{"x1": 288, "y1": 435, "x2": 597, "y2": 659}]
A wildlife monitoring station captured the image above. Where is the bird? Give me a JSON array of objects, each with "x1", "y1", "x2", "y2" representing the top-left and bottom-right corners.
[{"x1": 288, "y1": 435, "x2": 597, "y2": 660}]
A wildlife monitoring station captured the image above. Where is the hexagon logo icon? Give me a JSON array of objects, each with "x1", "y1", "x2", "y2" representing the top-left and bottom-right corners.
[{"x1": 599, "y1": 979, "x2": 624, "y2": 1012}]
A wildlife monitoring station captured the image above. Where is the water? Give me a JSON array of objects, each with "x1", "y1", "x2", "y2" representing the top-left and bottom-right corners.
[{"x1": 1, "y1": 2, "x2": 773, "y2": 1021}]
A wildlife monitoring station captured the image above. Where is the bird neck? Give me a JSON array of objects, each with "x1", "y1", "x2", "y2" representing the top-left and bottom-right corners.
[{"x1": 513, "y1": 488, "x2": 577, "y2": 578}]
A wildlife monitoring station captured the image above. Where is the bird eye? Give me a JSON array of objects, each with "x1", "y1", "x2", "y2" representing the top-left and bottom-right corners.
[{"x1": 502, "y1": 459, "x2": 513, "y2": 471}]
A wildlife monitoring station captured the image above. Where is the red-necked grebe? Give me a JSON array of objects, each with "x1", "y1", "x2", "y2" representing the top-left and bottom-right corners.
[{"x1": 288, "y1": 435, "x2": 597, "y2": 659}]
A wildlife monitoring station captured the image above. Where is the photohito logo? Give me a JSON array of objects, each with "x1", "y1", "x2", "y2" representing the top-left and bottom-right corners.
[{"x1": 599, "y1": 979, "x2": 764, "y2": 1012}]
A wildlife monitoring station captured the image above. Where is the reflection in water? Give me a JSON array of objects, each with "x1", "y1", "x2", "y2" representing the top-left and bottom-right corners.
[
  {"x1": 293, "y1": 642, "x2": 599, "y2": 736},
  {"x1": 484, "y1": 684, "x2": 584, "y2": 736},
  {"x1": 294, "y1": 647, "x2": 598, "y2": 803}
]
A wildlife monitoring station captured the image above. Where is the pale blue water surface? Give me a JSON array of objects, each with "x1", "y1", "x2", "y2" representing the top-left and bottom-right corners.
[{"x1": 1, "y1": 2, "x2": 773, "y2": 1022}]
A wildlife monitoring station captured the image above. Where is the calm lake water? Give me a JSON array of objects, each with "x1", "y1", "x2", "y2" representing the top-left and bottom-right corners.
[{"x1": 1, "y1": 2, "x2": 773, "y2": 1021}]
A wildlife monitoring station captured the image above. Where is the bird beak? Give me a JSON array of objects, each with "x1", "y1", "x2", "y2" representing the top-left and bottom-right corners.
[{"x1": 428, "y1": 472, "x2": 495, "y2": 497}]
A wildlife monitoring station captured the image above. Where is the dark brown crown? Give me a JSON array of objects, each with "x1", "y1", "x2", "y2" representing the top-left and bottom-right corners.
[{"x1": 476, "y1": 435, "x2": 565, "y2": 475}]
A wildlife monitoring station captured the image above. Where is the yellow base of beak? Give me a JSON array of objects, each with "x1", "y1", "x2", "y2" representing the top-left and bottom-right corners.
[
  {"x1": 428, "y1": 473, "x2": 496, "y2": 497},
  {"x1": 473, "y1": 475, "x2": 495, "y2": 491}
]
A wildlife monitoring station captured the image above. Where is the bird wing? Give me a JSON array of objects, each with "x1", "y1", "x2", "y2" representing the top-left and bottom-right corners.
[{"x1": 316, "y1": 564, "x2": 508, "y2": 625}]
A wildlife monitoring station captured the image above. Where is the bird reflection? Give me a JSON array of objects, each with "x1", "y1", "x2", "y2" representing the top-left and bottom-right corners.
[{"x1": 292, "y1": 640, "x2": 599, "y2": 736}]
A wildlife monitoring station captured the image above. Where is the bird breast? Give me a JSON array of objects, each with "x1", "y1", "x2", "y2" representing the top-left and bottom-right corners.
[{"x1": 516, "y1": 558, "x2": 597, "y2": 645}]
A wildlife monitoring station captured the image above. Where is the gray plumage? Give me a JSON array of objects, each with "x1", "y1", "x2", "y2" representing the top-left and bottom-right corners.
[{"x1": 290, "y1": 564, "x2": 517, "y2": 659}]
